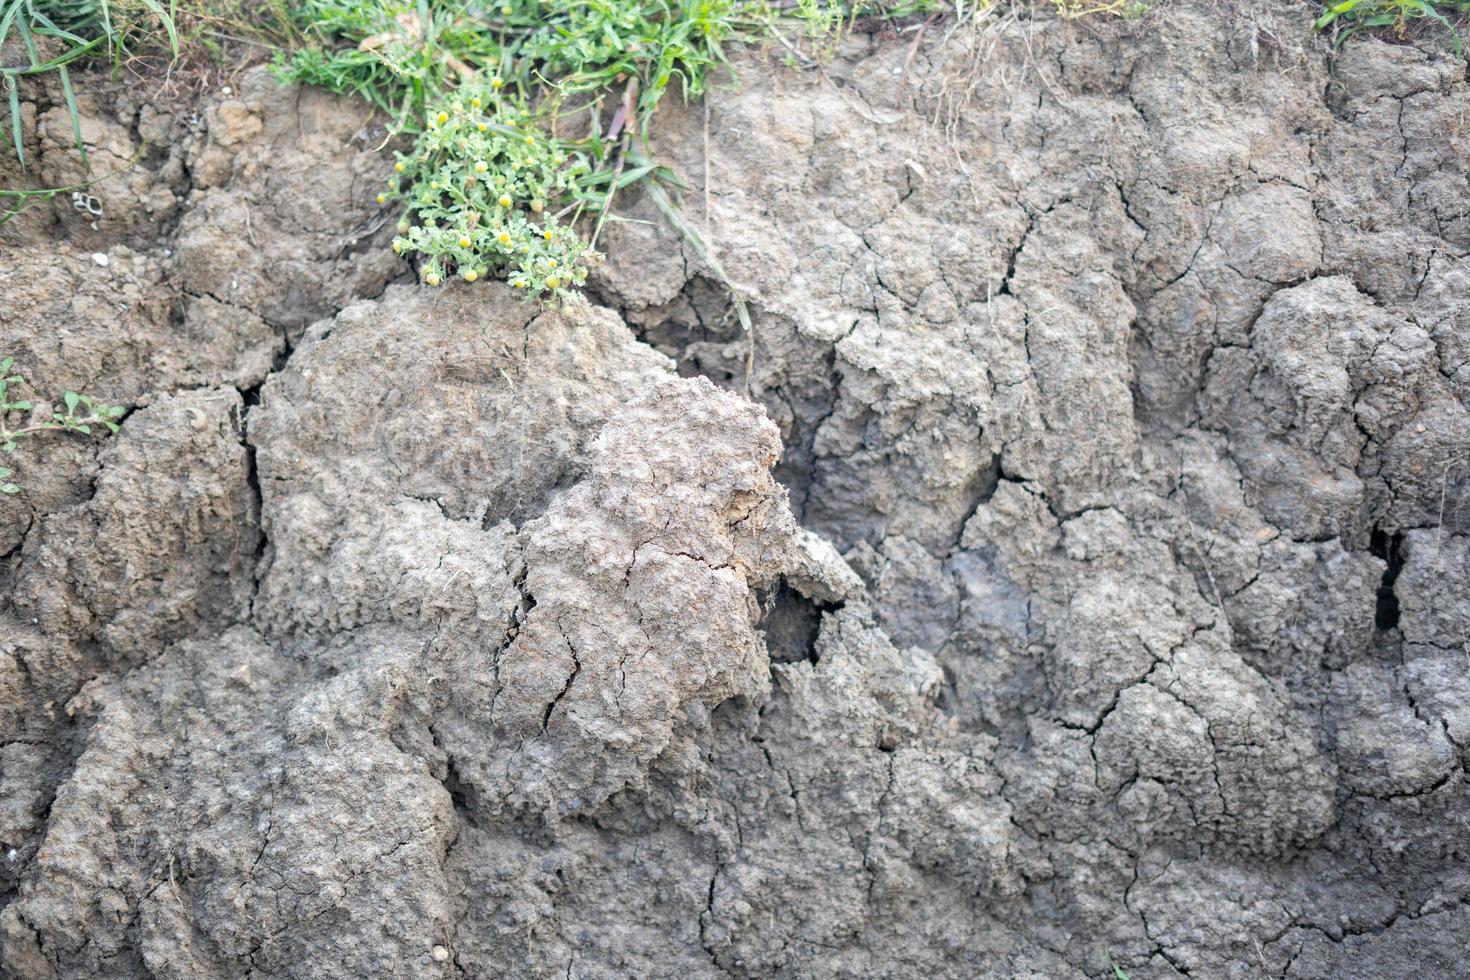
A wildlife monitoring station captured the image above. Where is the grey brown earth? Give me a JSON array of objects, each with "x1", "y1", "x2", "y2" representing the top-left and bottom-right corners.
[{"x1": 3, "y1": 2, "x2": 1470, "y2": 976}]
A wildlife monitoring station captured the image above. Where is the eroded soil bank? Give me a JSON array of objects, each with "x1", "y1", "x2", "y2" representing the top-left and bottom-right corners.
[{"x1": 3, "y1": 3, "x2": 1470, "y2": 977}]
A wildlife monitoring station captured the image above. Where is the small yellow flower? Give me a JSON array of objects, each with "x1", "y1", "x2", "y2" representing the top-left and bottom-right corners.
[
  {"x1": 435, "y1": 111, "x2": 449, "y2": 125},
  {"x1": 478, "y1": 123, "x2": 488, "y2": 133},
  {"x1": 545, "y1": 276, "x2": 562, "y2": 289},
  {"x1": 524, "y1": 135, "x2": 535, "y2": 145},
  {"x1": 530, "y1": 199, "x2": 544, "y2": 213},
  {"x1": 542, "y1": 230, "x2": 554, "y2": 241},
  {"x1": 491, "y1": 77, "x2": 504, "y2": 90},
  {"x1": 376, "y1": 193, "x2": 386, "y2": 204},
  {"x1": 547, "y1": 258, "x2": 557, "y2": 268},
  {"x1": 391, "y1": 241, "x2": 402, "y2": 254},
  {"x1": 470, "y1": 97, "x2": 482, "y2": 109},
  {"x1": 475, "y1": 161, "x2": 488, "y2": 174},
  {"x1": 511, "y1": 278, "x2": 527, "y2": 288},
  {"x1": 463, "y1": 269, "x2": 478, "y2": 282},
  {"x1": 394, "y1": 161, "x2": 405, "y2": 173},
  {"x1": 459, "y1": 236, "x2": 472, "y2": 248},
  {"x1": 498, "y1": 231, "x2": 512, "y2": 245},
  {"x1": 500, "y1": 3, "x2": 512, "y2": 14},
  {"x1": 425, "y1": 272, "x2": 441, "y2": 286},
  {"x1": 498, "y1": 194, "x2": 513, "y2": 208}
]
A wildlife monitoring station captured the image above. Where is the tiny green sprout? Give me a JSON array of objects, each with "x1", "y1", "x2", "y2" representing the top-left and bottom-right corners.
[{"x1": 0, "y1": 360, "x2": 126, "y2": 494}]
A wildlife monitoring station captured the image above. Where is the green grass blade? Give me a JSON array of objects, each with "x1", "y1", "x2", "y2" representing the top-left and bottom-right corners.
[
  {"x1": 14, "y1": 7, "x2": 41, "y2": 66},
  {"x1": 98, "y1": 0, "x2": 114, "y2": 53},
  {"x1": 638, "y1": 170, "x2": 749, "y2": 332},
  {"x1": 4, "y1": 73, "x2": 23, "y2": 170},
  {"x1": 56, "y1": 63, "x2": 88, "y2": 170},
  {"x1": 0, "y1": 0, "x2": 29, "y2": 61},
  {"x1": 1414, "y1": 2, "x2": 1463, "y2": 54},
  {"x1": 16, "y1": 36, "x2": 105, "y2": 74},
  {"x1": 136, "y1": 0, "x2": 180, "y2": 56}
]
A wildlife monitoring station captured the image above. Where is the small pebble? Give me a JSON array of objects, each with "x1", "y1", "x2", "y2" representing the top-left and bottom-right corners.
[
  {"x1": 431, "y1": 945, "x2": 450, "y2": 962},
  {"x1": 92, "y1": 252, "x2": 109, "y2": 267}
]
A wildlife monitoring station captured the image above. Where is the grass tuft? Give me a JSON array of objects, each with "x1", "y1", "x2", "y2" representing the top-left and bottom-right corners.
[
  {"x1": 1, "y1": 0, "x2": 181, "y2": 169},
  {"x1": 1315, "y1": 0, "x2": 1470, "y2": 54},
  {"x1": 273, "y1": 0, "x2": 944, "y2": 301}
]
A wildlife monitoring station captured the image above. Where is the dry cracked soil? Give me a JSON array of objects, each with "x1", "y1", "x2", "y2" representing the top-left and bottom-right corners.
[{"x1": 2, "y1": 2, "x2": 1470, "y2": 977}]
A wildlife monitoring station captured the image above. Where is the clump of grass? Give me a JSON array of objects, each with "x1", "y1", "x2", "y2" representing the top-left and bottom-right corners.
[
  {"x1": 1, "y1": 0, "x2": 180, "y2": 169},
  {"x1": 275, "y1": 0, "x2": 945, "y2": 299},
  {"x1": 0, "y1": 356, "x2": 126, "y2": 494},
  {"x1": 1315, "y1": 0, "x2": 1470, "y2": 53},
  {"x1": 275, "y1": 1, "x2": 498, "y2": 126}
]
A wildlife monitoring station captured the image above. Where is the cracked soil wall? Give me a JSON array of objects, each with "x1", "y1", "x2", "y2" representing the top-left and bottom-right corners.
[{"x1": 2, "y1": 3, "x2": 1470, "y2": 977}]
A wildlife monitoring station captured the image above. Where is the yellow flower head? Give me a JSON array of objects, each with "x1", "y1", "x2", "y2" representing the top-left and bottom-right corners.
[
  {"x1": 394, "y1": 161, "x2": 405, "y2": 173},
  {"x1": 459, "y1": 236, "x2": 472, "y2": 248},
  {"x1": 425, "y1": 272, "x2": 441, "y2": 286},
  {"x1": 498, "y1": 194, "x2": 513, "y2": 208},
  {"x1": 475, "y1": 161, "x2": 488, "y2": 174},
  {"x1": 463, "y1": 269, "x2": 478, "y2": 282},
  {"x1": 498, "y1": 231, "x2": 512, "y2": 245},
  {"x1": 491, "y1": 77, "x2": 504, "y2": 90},
  {"x1": 435, "y1": 111, "x2": 449, "y2": 125},
  {"x1": 545, "y1": 276, "x2": 562, "y2": 289}
]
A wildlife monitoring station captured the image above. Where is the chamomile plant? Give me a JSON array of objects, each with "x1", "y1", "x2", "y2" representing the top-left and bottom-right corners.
[{"x1": 385, "y1": 83, "x2": 596, "y2": 298}]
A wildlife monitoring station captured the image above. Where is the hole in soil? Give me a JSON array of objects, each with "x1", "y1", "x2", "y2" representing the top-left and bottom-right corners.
[
  {"x1": 442, "y1": 754, "x2": 479, "y2": 822},
  {"x1": 759, "y1": 582, "x2": 841, "y2": 664},
  {"x1": 1370, "y1": 528, "x2": 1404, "y2": 631},
  {"x1": 617, "y1": 277, "x2": 838, "y2": 525}
]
